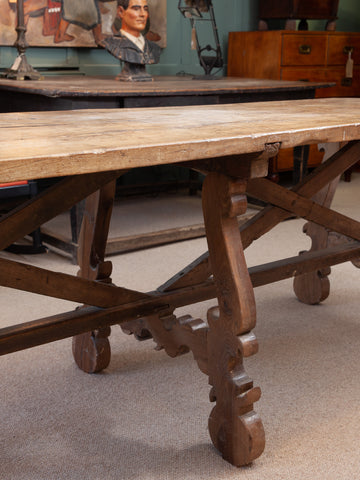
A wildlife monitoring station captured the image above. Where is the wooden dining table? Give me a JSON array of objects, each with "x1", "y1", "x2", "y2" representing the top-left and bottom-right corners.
[{"x1": 0, "y1": 97, "x2": 360, "y2": 467}]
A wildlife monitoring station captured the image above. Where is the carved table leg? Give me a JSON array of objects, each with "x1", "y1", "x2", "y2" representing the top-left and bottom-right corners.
[
  {"x1": 202, "y1": 172, "x2": 264, "y2": 466},
  {"x1": 72, "y1": 181, "x2": 116, "y2": 373},
  {"x1": 294, "y1": 144, "x2": 340, "y2": 305},
  {"x1": 72, "y1": 327, "x2": 111, "y2": 373}
]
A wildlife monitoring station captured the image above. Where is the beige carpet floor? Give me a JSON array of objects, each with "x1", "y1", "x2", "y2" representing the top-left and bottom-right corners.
[{"x1": 1, "y1": 174, "x2": 360, "y2": 479}]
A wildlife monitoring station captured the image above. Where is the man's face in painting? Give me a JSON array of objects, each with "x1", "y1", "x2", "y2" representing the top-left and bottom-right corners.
[{"x1": 119, "y1": 0, "x2": 149, "y2": 37}]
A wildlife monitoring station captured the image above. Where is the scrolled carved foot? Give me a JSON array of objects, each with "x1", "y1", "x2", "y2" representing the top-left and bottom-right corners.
[
  {"x1": 207, "y1": 308, "x2": 265, "y2": 466},
  {"x1": 293, "y1": 268, "x2": 331, "y2": 305},
  {"x1": 72, "y1": 327, "x2": 111, "y2": 373},
  {"x1": 208, "y1": 400, "x2": 264, "y2": 467}
]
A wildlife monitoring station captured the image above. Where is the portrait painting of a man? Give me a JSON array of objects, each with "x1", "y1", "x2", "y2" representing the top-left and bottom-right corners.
[{"x1": 0, "y1": 0, "x2": 166, "y2": 47}]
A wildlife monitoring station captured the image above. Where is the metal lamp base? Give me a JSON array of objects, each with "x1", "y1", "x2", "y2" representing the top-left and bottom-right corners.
[{"x1": 2, "y1": 53, "x2": 42, "y2": 81}]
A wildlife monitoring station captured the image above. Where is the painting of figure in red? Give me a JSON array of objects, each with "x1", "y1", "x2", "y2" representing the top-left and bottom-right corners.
[{"x1": 0, "y1": 0, "x2": 166, "y2": 47}]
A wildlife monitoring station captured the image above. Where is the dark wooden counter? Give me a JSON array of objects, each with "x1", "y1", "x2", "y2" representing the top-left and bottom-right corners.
[{"x1": 0, "y1": 75, "x2": 332, "y2": 111}]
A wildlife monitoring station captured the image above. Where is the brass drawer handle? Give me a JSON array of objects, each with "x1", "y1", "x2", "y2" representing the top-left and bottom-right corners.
[
  {"x1": 299, "y1": 44, "x2": 311, "y2": 55},
  {"x1": 343, "y1": 46, "x2": 354, "y2": 55}
]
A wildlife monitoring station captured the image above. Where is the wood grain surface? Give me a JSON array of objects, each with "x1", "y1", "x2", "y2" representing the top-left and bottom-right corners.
[{"x1": 1, "y1": 97, "x2": 360, "y2": 183}]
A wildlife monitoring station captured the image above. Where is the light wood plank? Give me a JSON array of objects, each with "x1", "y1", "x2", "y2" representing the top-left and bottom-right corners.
[{"x1": 1, "y1": 98, "x2": 360, "y2": 183}]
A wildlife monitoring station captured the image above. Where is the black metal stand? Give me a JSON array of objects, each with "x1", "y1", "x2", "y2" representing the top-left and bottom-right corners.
[{"x1": 178, "y1": 0, "x2": 223, "y2": 78}]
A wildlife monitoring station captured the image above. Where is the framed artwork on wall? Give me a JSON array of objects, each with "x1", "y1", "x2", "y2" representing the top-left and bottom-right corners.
[{"x1": 0, "y1": 0, "x2": 166, "y2": 48}]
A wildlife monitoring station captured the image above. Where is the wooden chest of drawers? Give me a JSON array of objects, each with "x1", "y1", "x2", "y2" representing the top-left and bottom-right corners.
[{"x1": 228, "y1": 30, "x2": 360, "y2": 172}]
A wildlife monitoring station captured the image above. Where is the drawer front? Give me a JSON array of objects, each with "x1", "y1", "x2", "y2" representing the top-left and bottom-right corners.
[
  {"x1": 281, "y1": 66, "x2": 360, "y2": 97},
  {"x1": 282, "y1": 34, "x2": 327, "y2": 66},
  {"x1": 328, "y1": 34, "x2": 360, "y2": 65}
]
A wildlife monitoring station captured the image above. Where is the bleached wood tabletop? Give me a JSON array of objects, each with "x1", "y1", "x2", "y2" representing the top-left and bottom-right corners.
[{"x1": 1, "y1": 97, "x2": 359, "y2": 182}]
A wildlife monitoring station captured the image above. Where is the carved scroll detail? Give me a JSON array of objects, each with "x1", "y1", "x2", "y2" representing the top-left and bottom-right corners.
[
  {"x1": 122, "y1": 312, "x2": 209, "y2": 375},
  {"x1": 206, "y1": 307, "x2": 263, "y2": 466},
  {"x1": 293, "y1": 221, "x2": 331, "y2": 305},
  {"x1": 328, "y1": 231, "x2": 360, "y2": 268}
]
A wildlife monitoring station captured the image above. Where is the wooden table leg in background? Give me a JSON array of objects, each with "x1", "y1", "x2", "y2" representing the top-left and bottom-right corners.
[
  {"x1": 243, "y1": 142, "x2": 360, "y2": 308},
  {"x1": 72, "y1": 180, "x2": 117, "y2": 373},
  {"x1": 293, "y1": 179, "x2": 339, "y2": 304},
  {"x1": 293, "y1": 143, "x2": 346, "y2": 304}
]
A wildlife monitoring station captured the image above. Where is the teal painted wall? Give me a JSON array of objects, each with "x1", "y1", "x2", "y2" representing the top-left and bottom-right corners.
[
  {"x1": 0, "y1": 0, "x2": 359, "y2": 76},
  {"x1": 0, "y1": 0, "x2": 257, "y2": 75}
]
